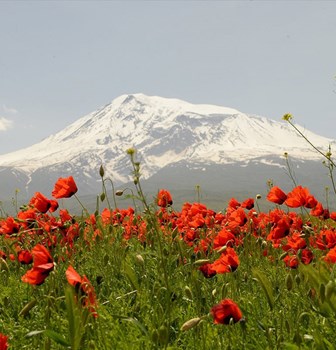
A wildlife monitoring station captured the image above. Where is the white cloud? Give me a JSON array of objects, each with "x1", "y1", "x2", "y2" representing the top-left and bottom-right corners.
[
  {"x1": 0, "y1": 117, "x2": 13, "y2": 131},
  {"x1": 3, "y1": 104, "x2": 18, "y2": 114}
]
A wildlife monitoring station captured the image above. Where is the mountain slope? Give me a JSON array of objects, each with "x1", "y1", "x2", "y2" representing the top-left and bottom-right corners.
[{"x1": 0, "y1": 93, "x2": 334, "y2": 200}]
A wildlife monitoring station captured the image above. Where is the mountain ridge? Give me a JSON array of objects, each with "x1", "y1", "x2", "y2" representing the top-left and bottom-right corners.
[{"x1": 0, "y1": 93, "x2": 334, "y2": 200}]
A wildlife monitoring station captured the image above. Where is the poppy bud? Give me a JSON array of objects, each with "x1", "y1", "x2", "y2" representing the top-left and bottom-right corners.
[
  {"x1": 325, "y1": 281, "x2": 335, "y2": 301},
  {"x1": 135, "y1": 254, "x2": 144, "y2": 265},
  {"x1": 158, "y1": 325, "x2": 169, "y2": 345},
  {"x1": 180, "y1": 317, "x2": 202, "y2": 331},
  {"x1": 126, "y1": 148, "x2": 136, "y2": 156},
  {"x1": 99, "y1": 165, "x2": 105, "y2": 178},
  {"x1": 193, "y1": 259, "x2": 211, "y2": 266},
  {"x1": 286, "y1": 274, "x2": 293, "y2": 291},
  {"x1": 184, "y1": 286, "x2": 193, "y2": 300}
]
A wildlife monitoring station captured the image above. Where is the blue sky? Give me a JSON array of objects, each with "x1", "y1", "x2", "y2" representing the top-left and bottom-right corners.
[{"x1": 0, "y1": 1, "x2": 335, "y2": 154}]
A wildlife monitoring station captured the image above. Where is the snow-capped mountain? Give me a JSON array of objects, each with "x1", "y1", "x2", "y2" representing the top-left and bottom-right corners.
[{"x1": 0, "y1": 93, "x2": 334, "y2": 201}]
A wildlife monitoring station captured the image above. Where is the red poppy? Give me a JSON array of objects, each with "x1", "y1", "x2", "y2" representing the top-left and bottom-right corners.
[
  {"x1": 199, "y1": 263, "x2": 217, "y2": 278},
  {"x1": 157, "y1": 189, "x2": 173, "y2": 208},
  {"x1": 0, "y1": 216, "x2": 20, "y2": 235},
  {"x1": 283, "y1": 254, "x2": 299, "y2": 269},
  {"x1": 211, "y1": 247, "x2": 240, "y2": 273},
  {"x1": 266, "y1": 186, "x2": 287, "y2": 205},
  {"x1": 310, "y1": 202, "x2": 329, "y2": 219},
  {"x1": 29, "y1": 192, "x2": 51, "y2": 213},
  {"x1": 59, "y1": 209, "x2": 72, "y2": 223},
  {"x1": 52, "y1": 176, "x2": 78, "y2": 199},
  {"x1": 314, "y1": 229, "x2": 336, "y2": 250},
  {"x1": 22, "y1": 244, "x2": 54, "y2": 285},
  {"x1": 301, "y1": 249, "x2": 313, "y2": 265},
  {"x1": 18, "y1": 249, "x2": 33, "y2": 264},
  {"x1": 267, "y1": 217, "x2": 291, "y2": 240},
  {"x1": 213, "y1": 228, "x2": 236, "y2": 249},
  {"x1": 228, "y1": 208, "x2": 247, "y2": 229},
  {"x1": 228, "y1": 198, "x2": 240, "y2": 209},
  {"x1": 49, "y1": 199, "x2": 59, "y2": 212},
  {"x1": 325, "y1": 246, "x2": 336, "y2": 264},
  {"x1": 211, "y1": 299, "x2": 243, "y2": 324},
  {"x1": 241, "y1": 198, "x2": 254, "y2": 210},
  {"x1": 282, "y1": 232, "x2": 306, "y2": 252},
  {"x1": 66, "y1": 265, "x2": 98, "y2": 317},
  {"x1": 284, "y1": 186, "x2": 316, "y2": 208},
  {"x1": 0, "y1": 333, "x2": 8, "y2": 350}
]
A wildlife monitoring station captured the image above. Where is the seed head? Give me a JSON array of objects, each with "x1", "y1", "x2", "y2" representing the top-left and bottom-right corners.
[{"x1": 282, "y1": 113, "x2": 293, "y2": 121}]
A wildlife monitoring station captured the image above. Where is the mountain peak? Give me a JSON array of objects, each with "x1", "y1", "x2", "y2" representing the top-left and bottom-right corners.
[{"x1": 0, "y1": 93, "x2": 334, "y2": 198}]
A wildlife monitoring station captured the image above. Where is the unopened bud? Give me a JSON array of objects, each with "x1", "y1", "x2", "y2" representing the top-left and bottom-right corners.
[
  {"x1": 135, "y1": 254, "x2": 145, "y2": 265},
  {"x1": 180, "y1": 317, "x2": 201, "y2": 331},
  {"x1": 99, "y1": 165, "x2": 105, "y2": 178},
  {"x1": 217, "y1": 245, "x2": 227, "y2": 254},
  {"x1": 158, "y1": 325, "x2": 169, "y2": 344},
  {"x1": 184, "y1": 286, "x2": 193, "y2": 300},
  {"x1": 282, "y1": 113, "x2": 293, "y2": 121},
  {"x1": 286, "y1": 274, "x2": 293, "y2": 291},
  {"x1": 126, "y1": 148, "x2": 136, "y2": 156},
  {"x1": 193, "y1": 259, "x2": 211, "y2": 266},
  {"x1": 115, "y1": 190, "x2": 124, "y2": 196},
  {"x1": 325, "y1": 280, "x2": 335, "y2": 300}
]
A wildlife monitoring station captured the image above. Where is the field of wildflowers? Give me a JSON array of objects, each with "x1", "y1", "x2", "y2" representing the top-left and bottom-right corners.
[{"x1": 0, "y1": 116, "x2": 336, "y2": 349}]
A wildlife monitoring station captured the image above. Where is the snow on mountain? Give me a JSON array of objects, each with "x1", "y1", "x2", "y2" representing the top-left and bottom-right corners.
[{"x1": 0, "y1": 93, "x2": 334, "y2": 198}]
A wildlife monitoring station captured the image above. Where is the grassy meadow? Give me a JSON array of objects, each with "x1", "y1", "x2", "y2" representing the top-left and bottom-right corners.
[{"x1": 1, "y1": 118, "x2": 336, "y2": 350}]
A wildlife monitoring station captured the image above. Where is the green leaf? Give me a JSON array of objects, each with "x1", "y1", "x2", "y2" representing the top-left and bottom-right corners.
[
  {"x1": 281, "y1": 343, "x2": 300, "y2": 350},
  {"x1": 19, "y1": 299, "x2": 37, "y2": 317},
  {"x1": 123, "y1": 263, "x2": 139, "y2": 290},
  {"x1": 111, "y1": 315, "x2": 148, "y2": 336},
  {"x1": 44, "y1": 330, "x2": 70, "y2": 347},
  {"x1": 252, "y1": 268, "x2": 274, "y2": 310}
]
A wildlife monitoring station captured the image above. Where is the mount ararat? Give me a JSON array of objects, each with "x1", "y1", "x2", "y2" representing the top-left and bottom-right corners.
[{"x1": 0, "y1": 94, "x2": 334, "y2": 208}]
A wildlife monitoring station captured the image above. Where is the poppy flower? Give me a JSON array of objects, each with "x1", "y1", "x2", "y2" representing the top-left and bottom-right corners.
[
  {"x1": 325, "y1": 246, "x2": 336, "y2": 264},
  {"x1": 284, "y1": 186, "x2": 314, "y2": 208},
  {"x1": 199, "y1": 263, "x2": 217, "y2": 278},
  {"x1": 310, "y1": 202, "x2": 329, "y2": 219},
  {"x1": 22, "y1": 244, "x2": 54, "y2": 285},
  {"x1": 228, "y1": 198, "x2": 241, "y2": 209},
  {"x1": 211, "y1": 247, "x2": 240, "y2": 273},
  {"x1": 241, "y1": 198, "x2": 254, "y2": 210},
  {"x1": 266, "y1": 186, "x2": 287, "y2": 205},
  {"x1": 0, "y1": 333, "x2": 8, "y2": 350},
  {"x1": 283, "y1": 254, "x2": 299, "y2": 269},
  {"x1": 0, "y1": 216, "x2": 20, "y2": 235},
  {"x1": 18, "y1": 249, "x2": 33, "y2": 264},
  {"x1": 157, "y1": 189, "x2": 173, "y2": 208},
  {"x1": 52, "y1": 176, "x2": 78, "y2": 199},
  {"x1": 49, "y1": 199, "x2": 59, "y2": 212},
  {"x1": 213, "y1": 228, "x2": 236, "y2": 249},
  {"x1": 301, "y1": 249, "x2": 313, "y2": 265},
  {"x1": 29, "y1": 192, "x2": 51, "y2": 213},
  {"x1": 210, "y1": 299, "x2": 243, "y2": 324},
  {"x1": 66, "y1": 265, "x2": 98, "y2": 317}
]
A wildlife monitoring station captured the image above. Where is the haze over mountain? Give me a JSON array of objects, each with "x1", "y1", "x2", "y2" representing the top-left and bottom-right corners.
[{"x1": 0, "y1": 94, "x2": 334, "y2": 207}]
